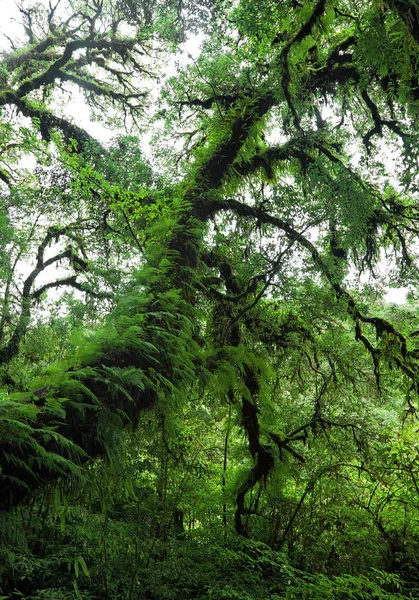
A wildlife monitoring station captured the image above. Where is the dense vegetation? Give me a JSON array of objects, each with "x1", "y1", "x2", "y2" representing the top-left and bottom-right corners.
[{"x1": 1, "y1": 0, "x2": 419, "y2": 597}]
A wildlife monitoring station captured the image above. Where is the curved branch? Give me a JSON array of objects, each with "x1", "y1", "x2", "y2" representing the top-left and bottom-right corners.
[
  {"x1": 32, "y1": 275, "x2": 113, "y2": 301},
  {"x1": 16, "y1": 38, "x2": 139, "y2": 99},
  {"x1": 205, "y1": 198, "x2": 417, "y2": 384},
  {"x1": 5, "y1": 93, "x2": 98, "y2": 147},
  {"x1": 0, "y1": 227, "x2": 98, "y2": 366}
]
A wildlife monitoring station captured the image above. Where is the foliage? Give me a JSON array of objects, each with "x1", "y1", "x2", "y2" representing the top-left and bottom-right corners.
[{"x1": 1, "y1": 0, "x2": 419, "y2": 598}]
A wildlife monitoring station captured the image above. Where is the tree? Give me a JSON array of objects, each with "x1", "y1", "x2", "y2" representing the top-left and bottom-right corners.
[{"x1": 1, "y1": 0, "x2": 419, "y2": 593}]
